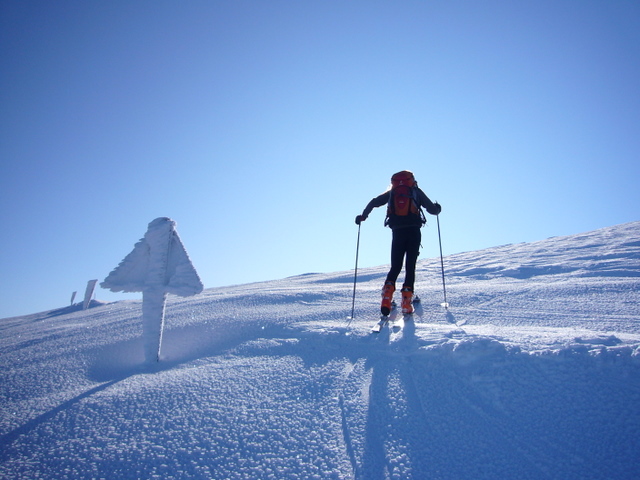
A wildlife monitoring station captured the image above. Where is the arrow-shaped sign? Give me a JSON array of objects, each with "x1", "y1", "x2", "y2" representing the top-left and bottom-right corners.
[{"x1": 101, "y1": 217, "x2": 204, "y2": 363}]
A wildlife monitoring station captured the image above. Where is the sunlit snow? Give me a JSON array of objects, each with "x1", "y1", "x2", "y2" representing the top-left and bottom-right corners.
[{"x1": 1, "y1": 222, "x2": 639, "y2": 479}]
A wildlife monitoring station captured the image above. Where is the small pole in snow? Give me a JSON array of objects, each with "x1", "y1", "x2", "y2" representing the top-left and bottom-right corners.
[
  {"x1": 347, "y1": 223, "x2": 361, "y2": 324},
  {"x1": 436, "y1": 214, "x2": 449, "y2": 309},
  {"x1": 83, "y1": 280, "x2": 98, "y2": 310}
]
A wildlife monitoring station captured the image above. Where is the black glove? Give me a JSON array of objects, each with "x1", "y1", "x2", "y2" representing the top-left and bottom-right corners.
[
  {"x1": 433, "y1": 202, "x2": 442, "y2": 215},
  {"x1": 355, "y1": 215, "x2": 367, "y2": 225}
]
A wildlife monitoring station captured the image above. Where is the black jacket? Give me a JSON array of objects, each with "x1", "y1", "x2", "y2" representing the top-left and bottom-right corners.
[{"x1": 361, "y1": 187, "x2": 441, "y2": 229}]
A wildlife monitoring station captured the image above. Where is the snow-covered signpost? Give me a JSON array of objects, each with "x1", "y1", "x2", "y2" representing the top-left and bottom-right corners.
[
  {"x1": 83, "y1": 279, "x2": 98, "y2": 310},
  {"x1": 101, "y1": 217, "x2": 203, "y2": 363}
]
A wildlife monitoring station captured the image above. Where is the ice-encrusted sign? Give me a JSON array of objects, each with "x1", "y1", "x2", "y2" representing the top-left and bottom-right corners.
[{"x1": 101, "y1": 217, "x2": 203, "y2": 363}]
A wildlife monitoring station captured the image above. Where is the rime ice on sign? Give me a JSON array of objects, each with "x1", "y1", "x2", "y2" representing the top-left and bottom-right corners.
[
  {"x1": 101, "y1": 217, "x2": 204, "y2": 363},
  {"x1": 83, "y1": 279, "x2": 98, "y2": 310}
]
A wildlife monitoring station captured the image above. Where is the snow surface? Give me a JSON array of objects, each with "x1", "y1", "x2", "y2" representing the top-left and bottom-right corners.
[{"x1": 1, "y1": 222, "x2": 640, "y2": 479}]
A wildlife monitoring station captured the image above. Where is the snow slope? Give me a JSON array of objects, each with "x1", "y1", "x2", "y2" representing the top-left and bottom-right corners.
[{"x1": 1, "y1": 222, "x2": 639, "y2": 479}]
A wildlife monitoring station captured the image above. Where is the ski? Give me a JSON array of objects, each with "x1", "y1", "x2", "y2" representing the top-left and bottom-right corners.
[
  {"x1": 371, "y1": 315, "x2": 390, "y2": 333},
  {"x1": 371, "y1": 296, "x2": 422, "y2": 333},
  {"x1": 391, "y1": 315, "x2": 405, "y2": 330},
  {"x1": 372, "y1": 302, "x2": 397, "y2": 332}
]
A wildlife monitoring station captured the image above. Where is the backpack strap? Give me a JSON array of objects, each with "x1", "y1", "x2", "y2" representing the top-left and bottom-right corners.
[
  {"x1": 412, "y1": 188, "x2": 427, "y2": 225},
  {"x1": 384, "y1": 186, "x2": 427, "y2": 227}
]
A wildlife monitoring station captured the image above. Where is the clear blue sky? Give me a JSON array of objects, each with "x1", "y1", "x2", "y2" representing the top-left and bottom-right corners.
[{"x1": 1, "y1": 0, "x2": 639, "y2": 319}]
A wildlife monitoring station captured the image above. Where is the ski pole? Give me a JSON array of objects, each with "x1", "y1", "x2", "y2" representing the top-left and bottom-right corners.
[
  {"x1": 348, "y1": 223, "x2": 361, "y2": 323},
  {"x1": 436, "y1": 214, "x2": 449, "y2": 309}
]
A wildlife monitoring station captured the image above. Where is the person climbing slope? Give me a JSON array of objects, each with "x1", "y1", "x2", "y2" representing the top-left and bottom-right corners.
[{"x1": 355, "y1": 170, "x2": 441, "y2": 315}]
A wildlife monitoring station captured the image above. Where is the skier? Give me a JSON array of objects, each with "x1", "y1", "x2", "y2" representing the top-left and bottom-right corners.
[{"x1": 355, "y1": 170, "x2": 441, "y2": 316}]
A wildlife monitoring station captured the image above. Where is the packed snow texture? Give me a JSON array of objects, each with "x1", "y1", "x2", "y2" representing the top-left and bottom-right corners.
[{"x1": 1, "y1": 222, "x2": 639, "y2": 479}]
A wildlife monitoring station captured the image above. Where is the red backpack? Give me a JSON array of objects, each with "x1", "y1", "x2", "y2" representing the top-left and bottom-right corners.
[{"x1": 385, "y1": 171, "x2": 426, "y2": 226}]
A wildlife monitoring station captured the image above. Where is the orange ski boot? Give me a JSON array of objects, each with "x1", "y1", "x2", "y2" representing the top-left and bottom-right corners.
[
  {"x1": 380, "y1": 281, "x2": 395, "y2": 316},
  {"x1": 401, "y1": 286, "x2": 414, "y2": 314}
]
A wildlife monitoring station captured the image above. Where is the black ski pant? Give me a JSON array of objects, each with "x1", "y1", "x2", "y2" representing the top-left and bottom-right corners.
[{"x1": 385, "y1": 226, "x2": 421, "y2": 290}]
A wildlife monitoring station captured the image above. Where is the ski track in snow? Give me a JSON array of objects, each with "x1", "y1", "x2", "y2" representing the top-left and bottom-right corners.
[{"x1": 1, "y1": 222, "x2": 640, "y2": 479}]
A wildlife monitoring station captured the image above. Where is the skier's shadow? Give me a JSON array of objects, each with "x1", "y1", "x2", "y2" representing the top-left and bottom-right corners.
[
  {"x1": 227, "y1": 326, "x2": 424, "y2": 479},
  {"x1": 400, "y1": 316, "x2": 417, "y2": 342},
  {"x1": 445, "y1": 309, "x2": 456, "y2": 324},
  {"x1": 360, "y1": 320, "x2": 424, "y2": 480}
]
